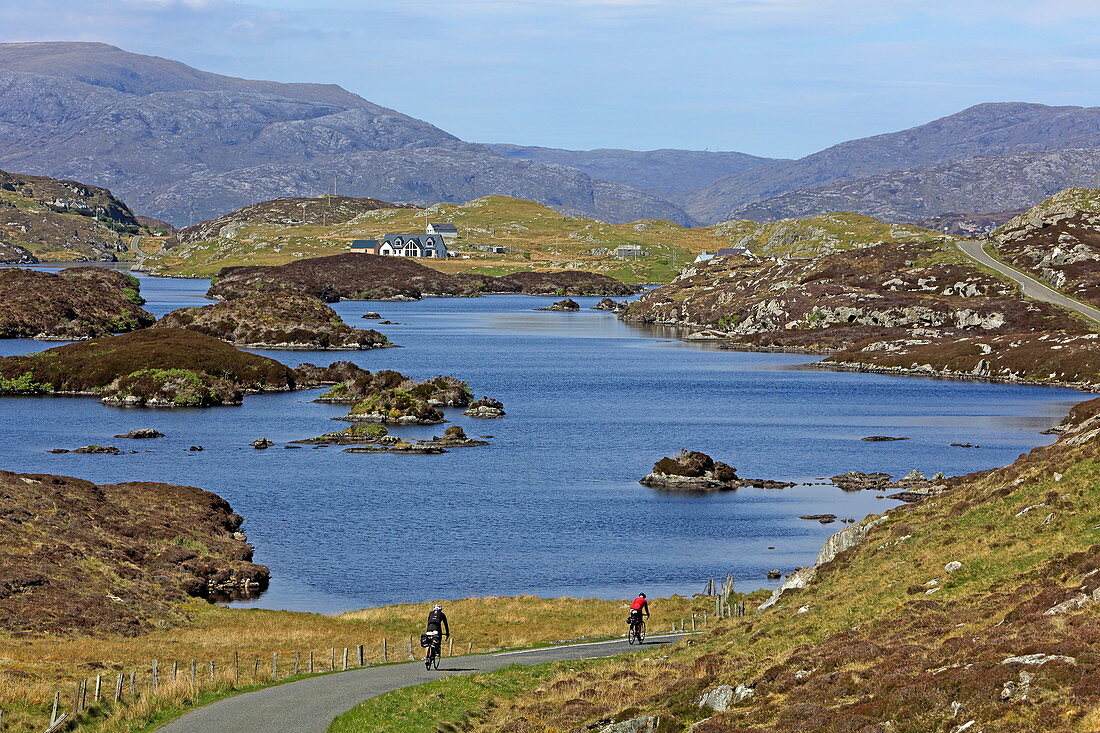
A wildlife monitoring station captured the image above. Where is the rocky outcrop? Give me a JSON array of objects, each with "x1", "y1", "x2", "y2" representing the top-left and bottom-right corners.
[
  {"x1": 0, "y1": 267, "x2": 153, "y2": 339},
  {"x1": 490, "y1": 271, "x2": 639, "y2": 297},
  {"x1": 538, "y1": 298, "x2": 580, "y2": 311},
  {"x1": 621, "y1": 241, "x2": 1082, "y2": 353},
  {"x1": 0, "y1": 469, "x2": 268, "y2": 634},
  {"x1": 0, "y1": 243, "x2": 37, "y2": 264},
  {"x1": 156, "y1": 291, "x2": 391, "y2": 349},
  {"x1": 594, "y1": 297, "x2": 623, "y2": 311},
  {"x1": 639, "y1": 450, "x2": 795, "y2": 491},
  {"x1": 463, "y1": 397, "x2": 506, "y2": 419},
  {"x1": 317, "y1": 371, "x2": 472, "y2": 407},
  {"x1": 0, "y1": 328, "x2": 299, "y2": 406},
  {"x1": 114, "y1": 429, "x2": 165, "y2": 439}
]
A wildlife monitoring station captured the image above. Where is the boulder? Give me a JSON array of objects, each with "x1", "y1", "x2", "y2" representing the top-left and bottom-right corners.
[
  {"x1": 600, "y1": 716, "x2": 661, "y2": 733},
  {"x1": 250, "y1": 438, "x2": 274, "y2": 449},
  {"x1": 463, "y1": 397, "x2": 506, "y2": 419},
  {"x1": 697, "y1": 684, "x2": 754, "y2": 712},
  {"x1": 538, "y1": 298, "x2": 581, "y2": 311},
  {"x1": 945, "y1": 561, "x2": 963, "y2": 573}
]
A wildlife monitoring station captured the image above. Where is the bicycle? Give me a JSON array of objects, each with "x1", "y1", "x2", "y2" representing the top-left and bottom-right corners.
[
  {"x1": 628, "y1": 615, "x2": 646, "y2": 645},
  {"x1": 424, "y1": 634, "x2": 443, "y2": 670}
]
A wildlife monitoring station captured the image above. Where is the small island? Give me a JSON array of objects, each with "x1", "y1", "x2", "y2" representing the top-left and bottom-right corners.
[
  {"x1": 640, "y1": 450, "x2": 795, "y2": 491},
  {"x1": 155, "y1": 291, "x2": 392, "y2": 350},
  {"x1": 537, "y1": 298, "x2": 580, "y2": 311},
  {"x1": 0, "y1": 267, "x2": 153, "y2": 339},
  {"x1": 463, "y1": 396, "x2": 506, "y2": 419}
]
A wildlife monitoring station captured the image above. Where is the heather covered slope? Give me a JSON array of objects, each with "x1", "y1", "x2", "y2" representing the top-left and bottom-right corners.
[
  {"x1": 0, "y1": 267, "x2": 153, "y2": 339},
  {"x1": 0, "y1": 167, "x2": 142, "y2": 261},
  {"x1": 0, "y1": 470, "x2": 268, "y2": 635},
  {"x1": 348, "y1": 398, "x2": 1100, "y2": 732},
  {"x1": 620, "y1": 241, "x2": 1083, "y2": 351},
  {"x1": 992, "y1": 188, "x2": 1100, "y2": 306},
  {"x1": 0, "y1": 42, "x2": 690, "y2": 226},
  {"x1": 156, "y1": 292, "x2": 390, "y2": 350}
]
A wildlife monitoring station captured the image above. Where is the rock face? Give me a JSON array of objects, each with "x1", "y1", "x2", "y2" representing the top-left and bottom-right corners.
[
  {"x1": 0, "y1": 42, "x2": 690, "y2": 226},
  {"x1": 0, "y1": 267, "x2": 153, "y2": 339},
  {"x1": 639, "y1": 450, "x2": 742, "y2": 491},
  {"x1": 539, "y1": 298, "x2": 580, "y2": 311},
  {"x1": 207, "y1": 253, "x2": 636, "y2": 303},
  {"x1": 992, "y1": 188, "x2": 1100, "y2": 306},
  {"x1": 0, "y1": 328, "x2": 298, "y2": 405},
  {"x1": 621, "y1": 241, "x2": 1081, "y2": 352},
  {"x1": 155, "y1": 292, "x2": 391, "y2": 350},
  {"x1": 463, "y1": 396, "x2": 506, "y2": 419},
  {"x1": 0, "y1": 469, "x2": 268, "y2": 634},
  {"x1": 0, "y1": 167, "x2": 141, "y2": 261}
]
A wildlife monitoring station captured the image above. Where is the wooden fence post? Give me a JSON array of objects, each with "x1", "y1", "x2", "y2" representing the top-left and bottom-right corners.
[
  {"x1": 152, "y1": 660, "x2": 159, "y2": 693},
  {"x1": 253, "y1": 658, "x2": 260, "y2": 679},
  {"x1": 94, "y1": 675, "x2": 102, "y2": 703},
  {"x1": 691, "y1": 614, "x2": 696, "y2": 631},
  {"x1": 272, "y1": 652, "x2": 279, "y2": 680},
  {"x1": 234, "y1": 651, "x2": 240, "y2": 685},
  {"x1": 330, "y1": 648, "x2": 335, "y2": 671},
  {"x1": 71, "y1": 680, "x2": 80, "y2": 713},
  {"x1": 51, "y1": 691, "x2": 60, "y2": 723},
  {"x1": 342, "y1": 647, "x2": 349, "y2": 671},
  {"x1": 448, "y1": 638, "x2": 454, "y2": 658},
  {"x1": 356, "y1": 645, "x2": 364, "y2": 667},
  {"x1": 81, "y1": 679, "x2": 88, "y2": 710},
  {"x1": 382, "y1": 638, "x2": 388, "y2": 663},
  {"x1": 172, "y1": 660, "x2": 178, "y2": 681},
  {"x1": 190, "y1": 659, "x2": 197, "y2": 685},
  {"x1": 293, "y1": 652, "x2": 301, "y2": 676},
  {"x1": 209, "y1": 661, "x2": 215, "y2": 684},
  {"x1": 308, "y1": 651, "x2": 314, "y2": 674},
  {"x1": 467, "y1": 641, "x2": 473, "y2": 655},
  {"x1": 406, "y1": 636, "x2": 413, "y2": 661},
  {"x1": 129, "y1": 670, "x2": 135, "y2": 697},
  {"x1": 114, "y1": 674, "x2": 123, "y2": 703}
]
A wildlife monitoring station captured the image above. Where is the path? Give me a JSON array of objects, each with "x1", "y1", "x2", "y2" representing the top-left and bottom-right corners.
[
  {"x1": 160, "y1": 633, "x2": 690, "y2": 733},
  {"x1": 956, "y1": 241, "x2": 1100, "y2": 324}
]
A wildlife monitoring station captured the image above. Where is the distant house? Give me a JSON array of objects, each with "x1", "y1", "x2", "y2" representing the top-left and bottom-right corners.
[
  {"x1": 349, "y1": 239, "x2": 379, "y2": 254},
  {"x1": 614, "y1": 244, "x2": 644, "y2": 259},
  {"x1": 426, "y1": 223, "x2": 459, "y2": 241},
  {"x1": 694, "y1": 251, "x2": 716, "y2": 263},
  {"x1": 376, "y1": 233, "x2": 450, "y2": 258}
]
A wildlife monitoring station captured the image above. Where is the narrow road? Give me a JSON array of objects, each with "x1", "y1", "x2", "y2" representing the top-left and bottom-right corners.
[
  {"x1": 159, "y1": 634, "x2": 690, "y2": 733},
  {"x1": 956, "y1": 241, "x2": 1100, "y2": 324}
]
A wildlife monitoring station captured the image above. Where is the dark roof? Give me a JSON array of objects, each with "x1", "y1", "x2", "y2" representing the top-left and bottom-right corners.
[
  {"x1": 716, "y1": 247, "x2": 748, "y2": 256},
  {"x1": 429, "y1": 223, "x2": 458, "y2": 232},
  {"x1": 350, "y1": 239, "x2": 379, "y2": 248}
]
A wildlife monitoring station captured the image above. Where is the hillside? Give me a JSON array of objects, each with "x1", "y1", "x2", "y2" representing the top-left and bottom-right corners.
[
  {"x1": 730, "y1": 148, "x2": 1100, "y2": 224},
  {"x1": 0, "y1": 168, "x2": 145, "y2": 261},
  {"x1": 991, "y1": 188, "x2": 1100, "y2": 306},
  {"x1": 357, "y1": 396, "x2": 1100, "y2": 731},
  {"x1": 144, "y1": 195, "x2": 944, "y2": 282},
  {"x1": 621, "y1": 240, "x2": 1085, "y2": 352},
  {"x1": 688, "y1": 103, "x2": 1100, "y2": 223},
  {"x1": 0, "y1": 267, "x2": 153, "y2": 339},
  {"x1": 0, "y1": 42, "x2": 690, "y2": 226},
  {"x1": 485, "y1": 145, "x2": 780, "y2": 200}
]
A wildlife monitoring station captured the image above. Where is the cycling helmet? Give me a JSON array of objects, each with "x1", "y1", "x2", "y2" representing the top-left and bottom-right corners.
[
  {"x1": 433, "y1": 604, "x2": 442, "y2": 610},
  {"x1": 639, "y1": 593, "x2": 646, "y2": 599}
]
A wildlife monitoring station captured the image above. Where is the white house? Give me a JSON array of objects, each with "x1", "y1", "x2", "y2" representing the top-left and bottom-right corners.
[
  {"x1": 376, "y1": 233, "x2": 450, "y2": 258},
  {"x1": 426, "y1": 222, "x2": 459, "y2": 241}
]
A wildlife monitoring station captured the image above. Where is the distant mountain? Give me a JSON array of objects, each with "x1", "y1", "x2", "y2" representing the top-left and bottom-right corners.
[
  {"x1": 729, "y1": 148, "x2": 1100, "y2": 224},
  {"x1": 485, "y1": 145, "x2": 779, "y2": 201},
  {"x1": 0, "y1": 42, "x2": 691, "y2": 226},
  {"x1": 687, "y1": 103, "x2": 1100, "y2": 223}
]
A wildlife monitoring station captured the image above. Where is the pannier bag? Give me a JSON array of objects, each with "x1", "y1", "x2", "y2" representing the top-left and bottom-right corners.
[{"x1": 420, "y1": 633, "x2": 434, "y2": 648}]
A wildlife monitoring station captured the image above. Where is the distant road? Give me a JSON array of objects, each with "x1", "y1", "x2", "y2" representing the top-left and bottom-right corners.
[
  {"x1": 159, "y1": 633, "x2": 691, "y2": 733},
  {"x1": 956, "y1": 241, "x2": 1100, "y2": 325}
]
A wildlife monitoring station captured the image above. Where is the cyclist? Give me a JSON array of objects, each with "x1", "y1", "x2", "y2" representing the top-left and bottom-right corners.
[
  {"x1": 424, "y1": 603, "x2": 450, "y2": 661},
  {"x1": 628, "y1": 593, "x2": 650, "y2": 632}
]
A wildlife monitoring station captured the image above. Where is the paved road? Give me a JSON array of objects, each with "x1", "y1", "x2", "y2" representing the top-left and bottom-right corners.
[
  {"x1": 160, "y1": 634, "x2": 690, "y2": 733},
  {"x1": 956, "y1": 241, "x2": 1100, "y2": 324}
]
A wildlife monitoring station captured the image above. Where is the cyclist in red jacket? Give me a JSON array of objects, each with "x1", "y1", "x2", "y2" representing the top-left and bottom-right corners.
[{"x1": 629, "y1": 593, "x2": 650, "y2": 627}]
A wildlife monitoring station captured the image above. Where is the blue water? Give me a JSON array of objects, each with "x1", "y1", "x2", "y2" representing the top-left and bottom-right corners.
[{"x1": 0, "y1": 270, "x2": 1084, "y2": 613}]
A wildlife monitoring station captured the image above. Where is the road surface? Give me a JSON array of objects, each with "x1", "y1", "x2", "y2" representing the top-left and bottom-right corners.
[
  {"x1": 160, "y1": 634, "x2": 690, "y2": 733},
  {"x1": 956, "y1": 241, "x2": 1100, "y2": 324}
]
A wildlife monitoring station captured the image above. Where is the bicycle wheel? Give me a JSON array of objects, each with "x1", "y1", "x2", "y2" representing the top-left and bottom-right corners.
[
  {"x1": 424, "y1": 652, "x2": 432, "y2": 670},
  {"x1": 637, "y1": 621, "x2": 646, "y2": 643},
  {"x1": 628, "y1": 622, "x2": 637, "y2": 644},
  {"x1": 432, "y1": 648, "x2": 441, "y2": 669}
]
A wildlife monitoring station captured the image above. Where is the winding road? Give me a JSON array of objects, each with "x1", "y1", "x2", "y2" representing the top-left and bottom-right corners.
[
  {"x1": 956, "y1": 241, "x2": 1100, "y2": 324},
  {"x1": 159, "y1": 633, "x2": 690, "y2": 733}
]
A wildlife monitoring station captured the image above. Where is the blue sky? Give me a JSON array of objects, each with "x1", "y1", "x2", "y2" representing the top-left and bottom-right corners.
[{"x1": 2, "y1": 0, "x2": 1100, "y2": 158}]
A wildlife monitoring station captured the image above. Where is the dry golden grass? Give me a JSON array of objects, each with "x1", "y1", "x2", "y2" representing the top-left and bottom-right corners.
[{"x1": 0, "y1": 594, "x2": 711, "y2": 732}]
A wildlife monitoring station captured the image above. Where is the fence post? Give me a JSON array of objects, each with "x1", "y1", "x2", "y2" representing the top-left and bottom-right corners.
[
  {"x1": 382, "y1": 638, "x2": 388, "y2": 663},
  {"x1": 308, "y1": 651, "x2": 314, "y2": 674},
  {"x1": 356, "y1": 645, "x2": 364, "y2": 667},
  {"x1": 209, "y1": 661, "x2": 216, "y2": 684},
  {"x1": 234, "y1": 651, "x2": 240, "y2": 685},
  {"x1": 114, "y1": 674, "x2": 123, "y2": 703},
  {"x1": 129, "y1": 670, "x2": 135, "y2": 697},
  {"x1": 172, "y1": 660, "x2": 178, "y2": 681},
  {"x1": 293, "y1": 652, "x2": 301, "y2": 676},
  {"x1": 272, "y1": 652, "x2": 279, "y2": 680},
  {"x1": 81, "y1": 679, "x2": 88, "y2": 710},
  {"x1": 253, "y1": 658, "x2": 260, "y2": 679},
  {"x1": 94, "y1": 675, "x2": 102, "y2": 703},
  {"x1": 691, "y1": 614, "x2": 696, "y2": 631},
  {"x1": 406, "y1": 636, "x2": 412, "y2": 661},
  {"x1": 342, "y1": 647, "x2": 349, "y2": 671},
  {"x1": 448, "y1": 638, "x2": 454, "y2": 658},
  {"x1": 190, "y1": 659, "x2": 197, "y2": 685},
  {"x1": 330, "y1": 648, "x2": 335, "y2": 671},
  {"x1": 467, "y1": 641, "x2": 473, "y2": 655},
  {"x1": 152, "y1": 660, "x2": 159, "y2": 693},
  {"x1": 51, "y1": 691, "x2": 60, "y2": 723}
]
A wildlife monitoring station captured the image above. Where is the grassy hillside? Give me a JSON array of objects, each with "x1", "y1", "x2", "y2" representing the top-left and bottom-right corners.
[
  {"x1": 142, "y1": 196, "x2": 948, "y2": 283},
  {"x1": 337, "y1": 398, "x2": 1100, "y2": 732}
]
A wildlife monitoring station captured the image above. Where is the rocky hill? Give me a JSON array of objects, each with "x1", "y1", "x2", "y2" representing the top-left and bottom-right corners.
[
  {"x1": 155, "y1": 292, "x2": 391, "y2": 350},
  {"x1": 0, "y1": 267, "x2": 153, "y2": 339},
  {"x1": 0, "y1": 168, "x2": 143, "y2": 261},
  {"x1": 687, "y1": 103, "x2": 1100, "y2": 223},
  {"x1": 729, "y1": 148, "x2": 1100, "y2": 224},
  {"x1": 485, "y1": 145, "x2": 780, "y2": 201},
  {"x1": 0, "y1": 42, "x2": 690, "y2": 226},
  {"x1": 0, "y1": 469, "x2": 268, "y2": 634},
  {"x1": 709, "y1": 213, "x2": 945, "y2": 259},
  {"x1": 991, "y1": 188, "x2": 1100, "y2": 306},
  {"x1": 207, "y1": 253, "x2": 636, "y2": 302},
  {"x1": 621, "y1": 241, "x2": 1083, "y2": 352}
]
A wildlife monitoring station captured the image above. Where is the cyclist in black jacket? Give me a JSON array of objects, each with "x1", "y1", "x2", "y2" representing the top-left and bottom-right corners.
[{"x1": 425, "y1": 604, "x2": 450, "y2": 660}]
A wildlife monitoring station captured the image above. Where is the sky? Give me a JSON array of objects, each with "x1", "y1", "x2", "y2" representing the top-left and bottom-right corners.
[{"x1": 2, "y1": 0, "x2": 1100, "y2": 158}]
